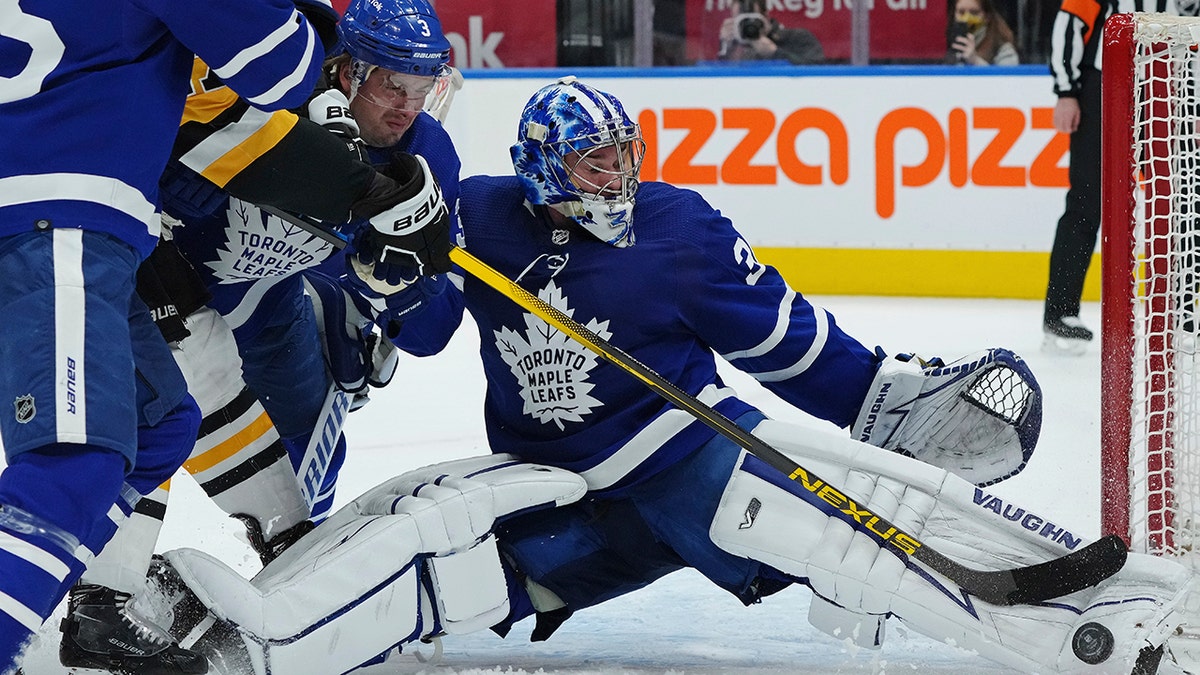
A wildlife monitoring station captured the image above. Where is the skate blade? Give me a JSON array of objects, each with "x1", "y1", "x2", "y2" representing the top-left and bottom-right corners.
[{"x1": 1041, "y1": 333, "x2": 1089, "y2": 356}]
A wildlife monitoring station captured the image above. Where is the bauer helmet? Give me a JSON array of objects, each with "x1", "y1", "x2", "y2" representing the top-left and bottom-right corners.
[
  {"x1": 511, "y1": 77, "x2": 645, "y2": 248},
  {"x1": 337, "y1": 0, "x2": 451, "y2": 110}
]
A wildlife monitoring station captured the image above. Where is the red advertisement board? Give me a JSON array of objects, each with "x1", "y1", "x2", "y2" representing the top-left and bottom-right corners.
[
  {"x1": 690, "y1": 0, "x2": 947, "y2": 63},
  {"x1": 331, "y1": 1, "x2": 944, "y2": 66}
]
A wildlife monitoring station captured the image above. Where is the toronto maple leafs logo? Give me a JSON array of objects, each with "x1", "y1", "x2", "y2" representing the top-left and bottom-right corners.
[
  {"x1": 205, "y1": 198, "x2": 334, "y2": 284},
  {"x1": 494, "y1": 281, "x2": 608, "y2": 429}
]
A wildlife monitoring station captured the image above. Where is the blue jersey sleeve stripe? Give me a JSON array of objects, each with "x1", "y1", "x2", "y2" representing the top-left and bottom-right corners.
[
  {"x1": 0, "y1": 174, "x2": 159, "y2": 235},
  {"x1": 719, "y1": 286, "x2": 796, "y2": 362},
  {"x1": 746, "y1": 307, "x2": 830, "y2": 383}
]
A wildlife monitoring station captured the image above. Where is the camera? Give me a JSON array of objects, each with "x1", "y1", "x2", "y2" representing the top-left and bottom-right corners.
[
  {"x1": 735, "y1": 13, "x2": 767, "y2": 42},
  {"x1": 945, "y1": 20, "x2": 972, "y2": 62}
]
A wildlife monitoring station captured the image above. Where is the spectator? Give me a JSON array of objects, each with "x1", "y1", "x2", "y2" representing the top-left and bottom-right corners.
[
  {"x1": 945, "y1": 0, "x2": 1020, "y2": 65},
  {"x1": 718, "y1": 0, "x2": 824, "y2": 65}
]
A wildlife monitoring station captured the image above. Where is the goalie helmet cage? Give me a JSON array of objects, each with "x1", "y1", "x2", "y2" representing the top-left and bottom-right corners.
[{"x1": 1101, "y1": 12, "x2": 1200, "y2": 560}]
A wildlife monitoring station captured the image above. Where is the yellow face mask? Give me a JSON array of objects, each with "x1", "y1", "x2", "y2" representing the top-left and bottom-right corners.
[{"x1": 956, "y1": 11, "x2": 986, "y2": 32}]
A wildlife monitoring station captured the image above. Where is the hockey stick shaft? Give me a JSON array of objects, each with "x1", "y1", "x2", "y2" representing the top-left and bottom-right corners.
[
  {"x1": 450, "y1": 246, "x2": 1127, "y2": 606},
  {"x1": 297, "y1": 386, "x2": 353, "y2": 513}
]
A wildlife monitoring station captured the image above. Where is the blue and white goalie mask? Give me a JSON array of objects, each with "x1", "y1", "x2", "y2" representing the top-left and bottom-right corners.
[
  {"x1": 510, "y1": 77, "x2": 646, "y2": 248},
  {"x1": 337, "y1": 0, "x2": 451, "y2": 111}
]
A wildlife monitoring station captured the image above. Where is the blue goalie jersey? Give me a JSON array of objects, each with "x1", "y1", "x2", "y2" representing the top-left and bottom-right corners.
[
  {"x1": 458, "y1": 176, "x2": 881, "y2": 495},
  {"x1": 0, "y1": 0, "x2": 325, "y2": 259}
]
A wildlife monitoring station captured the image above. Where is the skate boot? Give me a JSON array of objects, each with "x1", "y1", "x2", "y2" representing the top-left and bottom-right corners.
[
  {"x1": 1042, "y1": 315, "x2": 1093, "y2": 356},
  {"x1": 145, "y1": 556, "x2": 256, "y2": 675},
  {"x1": 59, "y1": 582, "x2": 208, "y2": 674}
]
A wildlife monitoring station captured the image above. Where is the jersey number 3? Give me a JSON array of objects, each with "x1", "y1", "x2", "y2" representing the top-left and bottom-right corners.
[
  {"x1": 0, "y1": 4, "x2": 65, "y2": 104},
  {"x1": 734, "y1": 238, "x2": 766, "y2": 286}
]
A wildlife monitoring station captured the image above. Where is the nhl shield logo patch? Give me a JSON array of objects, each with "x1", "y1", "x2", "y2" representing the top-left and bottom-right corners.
[{"x1": 13, "y1": 395, "x2": 35, "y2": 424}]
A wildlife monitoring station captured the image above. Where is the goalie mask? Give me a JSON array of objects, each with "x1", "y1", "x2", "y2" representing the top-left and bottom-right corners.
[
  {"x1": 337, "y1": 0, "x2": 451, "y2": 112},
  {"x1": 511, "y1": 76, "x2": 645, "y2": 248}
]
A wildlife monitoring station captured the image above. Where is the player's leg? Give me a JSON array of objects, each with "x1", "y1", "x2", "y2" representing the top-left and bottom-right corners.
[
  {"x1": 58, "y1": 290, "x2": 206, "y2": 674},
  {"x1": 0, "y1": 230, "x2": 192, "y2": 670},
  {"x1": 174, "y1": 307, "x2": 312, "y2": 562},
  {"x1": 1044, "y1": 68, "x2": 1102, "y2": 353},
  {"x1": 234, "y1": 281, "x2": 345, "y2": 522}
]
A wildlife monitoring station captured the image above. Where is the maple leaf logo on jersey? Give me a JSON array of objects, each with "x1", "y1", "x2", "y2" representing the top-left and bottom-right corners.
[
  {"x1": 494, "y1": 281, "x2": 607, "y2": 429},
  {"x1": 205, "y1": 199, "x2": 334, "y2": 284}
]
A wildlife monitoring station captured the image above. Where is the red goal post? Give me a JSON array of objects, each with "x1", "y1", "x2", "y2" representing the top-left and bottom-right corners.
[{"x1": 1101, "y1": 12, "x2": 1200, "y2": 558}]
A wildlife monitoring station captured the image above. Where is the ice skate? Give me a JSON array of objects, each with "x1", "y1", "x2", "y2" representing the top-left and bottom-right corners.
[
  {"x1": 1042, "y1": 316, "x2": 1092, "y2": 355},
  {"x1": 58, "y1": 582, "x2": 207, "y2": 675},
  {"x1": 144, "y1": 556, "x2": 255, "y2": 675}
]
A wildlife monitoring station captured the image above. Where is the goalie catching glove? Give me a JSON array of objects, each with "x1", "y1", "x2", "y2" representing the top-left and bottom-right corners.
[
  {"x1": 850, "y1": 348, "x2": 1041, "y2": 486},
  {"x1": 349, "y1": 152, "x2": 453, "y2": 278}
]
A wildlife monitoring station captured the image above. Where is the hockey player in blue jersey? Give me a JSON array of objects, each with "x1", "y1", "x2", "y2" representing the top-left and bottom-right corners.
[
  {"x1": 50, "y1": 1, "x2": 464, "y2": 672},
  {"x1": 0, "y1": 0, "x2": 333, "y2": 671},
  {"x1": 138, "y1": 77, "x2": 1200, "y2": 675},
  {"x1": 166, "y1": 0, "x2": 462, "y2": 526}
]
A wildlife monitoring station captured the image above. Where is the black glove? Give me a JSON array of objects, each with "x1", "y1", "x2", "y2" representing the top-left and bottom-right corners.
[{"x1": 351, "y1": 152, "x2": 453, "y2": 276}]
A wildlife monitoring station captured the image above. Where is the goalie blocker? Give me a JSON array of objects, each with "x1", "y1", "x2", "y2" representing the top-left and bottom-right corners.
[{"x1": 153, "y1": 435, "x2": 1195, "y2": 674}]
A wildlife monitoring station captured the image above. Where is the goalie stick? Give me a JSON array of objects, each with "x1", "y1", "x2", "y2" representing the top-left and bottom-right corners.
[
  {"x1": 262, "y1": 205, "x2": 1130, "y2": 607},
  {"x1": 449, "y1": 246, "x2": 1129, "y2": 607}
]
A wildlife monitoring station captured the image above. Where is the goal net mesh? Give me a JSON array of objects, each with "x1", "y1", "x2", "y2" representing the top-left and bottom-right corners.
[{"x1": 1102, "y1": 12, "x2": 1200, "y2": 560}]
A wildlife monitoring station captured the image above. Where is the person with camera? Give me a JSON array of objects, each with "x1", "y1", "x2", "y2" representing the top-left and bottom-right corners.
[
  {"x1": 718, "y1": 0, "x2": 824, "y2": 65},
  {"x1": 945, "y1": 0, "x2": 1019, "y2": 65}
]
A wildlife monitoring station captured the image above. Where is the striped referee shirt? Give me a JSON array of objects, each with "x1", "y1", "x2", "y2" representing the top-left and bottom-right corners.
[{"x1": 1050, "y1": 0, "x2": 1190, "y2": 96}]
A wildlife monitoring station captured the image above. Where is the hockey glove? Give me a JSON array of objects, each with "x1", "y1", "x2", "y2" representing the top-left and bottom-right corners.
[
  {"x1": 849, "y1": 348, "x2": 1042, "y2": 486},
  {"x1": 302, "y1": 270, "x2": 398, "y2": 397},
  {"x1": 340, "y1": 267, "x2": 447, "y2": 341},
  {"x1": 306, "y1": 89, "x2": 369, "y2": 163},
  {"x1": 350, "y1": 152, "x2": 453, "y2": 276}
]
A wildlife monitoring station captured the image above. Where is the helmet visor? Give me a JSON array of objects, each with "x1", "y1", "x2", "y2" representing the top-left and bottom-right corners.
[{"x1": 350, "y1": 61, "x2": 448, "y2": 112}]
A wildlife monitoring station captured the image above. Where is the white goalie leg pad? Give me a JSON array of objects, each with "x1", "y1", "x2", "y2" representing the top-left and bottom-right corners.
[
  {"x1": 166, "y1": 455, "x2": 586, "y2": 675},
  {"x1": 807, "y1": 594, "x2": 885, "y2": 649},
  {"x1": 850, "y1": 349, "x2": 1042, "y2": 486},
  {"x1": 711, "y1": 419, "x2": 1194, "y2": 674}
]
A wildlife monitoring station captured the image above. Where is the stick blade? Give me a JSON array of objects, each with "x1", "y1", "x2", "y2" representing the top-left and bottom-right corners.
[{"x1": 998, "y1": 534, "x2": 1129, "y2": 605}]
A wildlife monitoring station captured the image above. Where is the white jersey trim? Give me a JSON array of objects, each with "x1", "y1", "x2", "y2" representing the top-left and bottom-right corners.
[
  {"x1": 212, "y1": 10, "x2": 317, "y2": 108},
  {"x1": 0, "y1": 173, "x2": 158, "y2": 235},
  {"x1": 179, "y1": 106, "x2": 275, "y2": 176},
  {"x1": 579, "y1": 383, "x2": 735, "y2": 491},
  {"x1": 720, "y1": 287, "x2": 796, "y2": 361},
  {"x1": 0, "y1": 529, "x2": 70, "y2": 583},
  {"x1": 747, "y1": 306, "x2": 830, "y2": 383},
  {"x1": 222, "y1": 276, "x2": 286, "y2": 330},
  {"x1": 0, "y1": 588, "x2": 44, "y2": 632},
  {"x1": 54, "y1": 229, "x2": 88, "y2": 444}
]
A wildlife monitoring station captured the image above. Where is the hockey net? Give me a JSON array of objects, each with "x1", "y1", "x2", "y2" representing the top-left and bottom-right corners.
[{"x1": 1101, "y1": 12, "x2": 1200, "y2": 563}]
